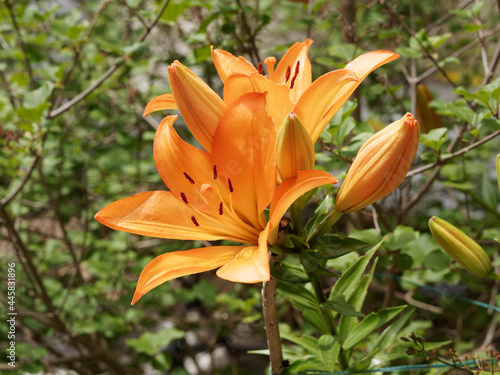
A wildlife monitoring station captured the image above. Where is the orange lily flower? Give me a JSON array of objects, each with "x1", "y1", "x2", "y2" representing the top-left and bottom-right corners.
[
  {"x1": 212, "y1": 39, "x2": 399, "y2": 142},
  {"x1": 144, "y1": 40, "x2": 399, "y2": 153},
  {"x1": 96, "y1": 93, "x2": 337, "y2": 304}
]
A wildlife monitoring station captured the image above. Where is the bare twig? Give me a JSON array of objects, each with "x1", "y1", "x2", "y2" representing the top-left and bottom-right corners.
[
  {"x1": 407, "y1": 130, "x2": 500, "y2": 178},
  {"x1": 1, "y1": 155, "x2": 41, "y2": 206},
  {"x1": 262, "y1": 253, "x2": 285, "y2": 375},
  {"x1": 5, "y1": 0, "x2": 34, "y2": 88},
  {"x1": 418, "y1": 24, "x2": 500, "y2": 83},
  {"x1": 47, "y1": 0, "x2": 171, "y2": 119}
]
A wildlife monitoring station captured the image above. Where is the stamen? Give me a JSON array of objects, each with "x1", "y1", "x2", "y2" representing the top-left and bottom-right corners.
[
  {"x1": 180, "y1": 192, "x2": 188, "y2": 204},
  {"x1": 228, "y1": 178, "x2": 234, "y2": 193},
  {"x1": 219, "y1": 202, "x2": 223, "y2": 215},
  {"x1": 290, "y1": 61, "x2": 300, "y2": 89},
  {"x1": 191, "y1": 216, "x2": 200, "y2": 226},
  {"x1": 284, "y1": 66, "x2": 291, "y2": 83},
  {"x1": 213, "y1": 165, "x2": 218, "y2": 180},
  {"x1": 258, "y1": 62, "x2": 264, "y2": 75},
  {"x1": 183, "y1": 172, "x2": 195, "y2": 184}
]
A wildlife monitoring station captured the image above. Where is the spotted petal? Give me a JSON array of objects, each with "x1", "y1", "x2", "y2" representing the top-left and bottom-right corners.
[
  {"x1": 211, "y1": 47, "x2": 257, "y2": 83},
  {"x1": 94, "y1": 191, "x2": 257, "y2": 244}
]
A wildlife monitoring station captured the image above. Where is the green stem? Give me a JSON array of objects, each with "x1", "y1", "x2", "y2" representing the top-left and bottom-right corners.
[
  {"x1": 309, "y1": 272, "x2": 350, "y2": 370},
  {"x1": 310, "y1": 209, "x2": 344, "y2": 243},
  {"x1": 289, "y1": 200, "x2": 302, "y2": 233}
]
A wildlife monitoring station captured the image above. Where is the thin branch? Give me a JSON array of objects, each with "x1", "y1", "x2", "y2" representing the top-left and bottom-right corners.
[
  {"x1": 1, "y1": 155, "x2": 41, "y2": 206},
  {"x1": 37, "y1": 164, "x2": 84, "y2": 282},
  {"x1": 406, "y1": 130, "x2": 500, "y2": 178},
  {"x1": 47, "y1": 0, "x2": 171, "y2": 119},
  {"x1": 5, "y1": 0, "x2": 34, "y2": 88},
  {"x1": 418, "y1": 24, "x2": 500, "y2": 83},
  {"x1": 384, "y1": 1, "x2": 457, "y2": 87}
]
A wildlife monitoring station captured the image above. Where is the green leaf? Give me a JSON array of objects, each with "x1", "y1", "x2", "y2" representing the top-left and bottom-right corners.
[
  {"x1": 330, "y1": 239, "x2": 383, "y2": 301},
  {"x1": 395, "y1": 46, "x2": 422, "y2": 59},
  {"x1": 385, "y1": 226, "x2": 419, "y2": 251},
  {"x1": 126, "y1": 327, "x2": 185, "y2": 356},
  {"x1": 313, "y1": 234, "x2": 372, "y2": 260},
  {"x1": 481, "y1": 171, "x2": 498, "y2": 209},
  {"x1": 342, "y1": 305, "x2": 407, "y2": 350},
  {"x1": 322, "y1": 295, "x2": 363, "y2": 317},
  {"x1": 279, "y1": 324, "x2": 319, "y2": 356},
  {"x1": 318, "y1": 335, "x2": 341, "y2": 373},
  {"x1": 277, "y1": 281, "x2": 328, "y2": 333},
  {"x1": 271, "y1": 261, "x2": 310, "y2": 284},
  {"x1": 370, "y1": 309, "x2": 415, "y2": 355},
  {"x1": 23, "y1": 81, "x2": 54, "y2": 109},
  {"x1": 420, "y1": 127, "x2": 448, "y2": 151}
]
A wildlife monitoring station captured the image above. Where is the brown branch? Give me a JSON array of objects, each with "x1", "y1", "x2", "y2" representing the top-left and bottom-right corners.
[
  {"x1": 47, "y1": 0, "x2": 171, "y2": 119},
  {"x1": 1, "y1": 154, "x2": 41, "y2": 206},
  {"x1": 406, "y1": 130, "x2": 500, "y2": 178},
  {"x1": 37, "y1": 164, "x2": 84, "y2": 282},
  {"x1": 262, "y1": 253, "x2": 285, "y2": 375},
  {"x1": 418, "y1": 24, "x2": 500, "y2": 83},
  {"x1": 5, "y1": 0, "x2": 34, "y2": 88},
  {"x1": 383, "y1": 1, "x2": 457, "y2": 88}
]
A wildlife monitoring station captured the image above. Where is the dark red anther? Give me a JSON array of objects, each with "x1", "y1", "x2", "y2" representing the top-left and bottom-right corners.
[
  {"x1": 258, "y1": 62, "x2": 264, "y2": 75},
  {"x1": 213, "y1": 165, "x2": 218, "y2": 180},
  {"x1": 191, "y1": 216, "x2": 200, "y2": 226},
  {"x1": 290, "y1": 61, "x2": 300, "y2": 89},
  {"x1": 219, "y1": 202, "x2": 223, "y2": 215},
  {"x1": 228, "y1": 178, "x2": 234, "y2": 193},
  {"x1": 285, "y1": 66, "x2": 291, "y2": 82},
  {"x1": 183, "y1": 172, "x2": 195, "y2": 184},
  {"x1": 180, "y1": 192, "x2": 188, "y2": 204}
]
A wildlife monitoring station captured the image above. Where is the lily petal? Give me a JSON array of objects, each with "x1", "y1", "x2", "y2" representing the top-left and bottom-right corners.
[
  {"x1": 211, "y1": 47, "x2": 257, "y2": 83},
  {"x1": 274, "y1": 39, "x2": 313, "y2": 103},
  {"x1": 268, "y1": 170, "x2": 338, "y2": 243},
  {"x1": 94, "y1": 191, "x2": 255, "y2": 243},
  {"x1": 143, "y1": 94, "x2": 177, "y2": 116},
  {"x1": 212, "y1": 92, "x2": 276, "y2": 229},
  {"x1": 319, "y1": 50, "x2": 400, "y2": 138},
  {"x1": 153, "y1": 115, "x2": 218, "y2": 213},
  {"x1": 223, "y1": 72, "x2": 294, "y2": 131},
  {"x1": 216, "y1": 225, "x2": 270, "y2": 283},
  {"x1": 294, "y1": 69, "x2": 359, "y2": 143},
  {"x1": 132, "y1": 246, "x2": 245, "y2": 304},
  {"x1": 168, "y1": 61, "x2": 226, "y2": 153}
]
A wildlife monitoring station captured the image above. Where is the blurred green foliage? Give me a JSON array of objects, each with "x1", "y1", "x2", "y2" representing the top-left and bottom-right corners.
[{"x1": 1, "y1": 0, "x2": 499, "y2": 374}]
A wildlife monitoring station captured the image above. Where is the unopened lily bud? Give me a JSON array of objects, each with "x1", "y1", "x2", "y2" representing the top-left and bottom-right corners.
[
  {"x1": 429, "y1": 216, "x2": 493, "y2": 278},
  {"x1": 168, "y1": 61, "x2": 226, "y2": 153},
  {"x1": 335, "y1": 113, "x2": 420, "y2": 213},
  {"x1": 496, "y1": 155, "x2": 500, "y2": 189},
  {"x1": 416, "y1": 83, "x2": 442, "y2": 134},
  {"x1": 276, "y1": 113, "x2": 315, "y2": 182}
]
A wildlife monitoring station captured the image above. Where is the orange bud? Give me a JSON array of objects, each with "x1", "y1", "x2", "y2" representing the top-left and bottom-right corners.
[
  {"x1": 275, "y1": 113, "x2": 315, "y2": 182},
  {"x1": 335, "y1": 113, "x2": 420, "y2": 213},
  {"x1": 429, "y1": 216, "x2": 493, "y2": 278},
  {"x1": 416, "y1": 83, "x2": 442, "y2": 134},
  {"x1": 168, "y1": 61, "x2": 226, "y2": 153}
]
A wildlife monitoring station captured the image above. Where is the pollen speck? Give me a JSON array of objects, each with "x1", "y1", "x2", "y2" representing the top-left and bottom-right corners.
[{"x1": 191, "y1": 216, "x2": 199, "y2": 226}]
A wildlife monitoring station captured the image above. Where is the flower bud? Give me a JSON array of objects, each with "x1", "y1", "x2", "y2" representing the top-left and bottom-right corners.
[
  {"x1": 275, "y1": 113, "x2": 315, "y2": 182},
  {"x1": 429, "y1": 216, "x2": 493, "y2": 278},
  {"x1": 335, "y1": 113, "x2": 420, "y2": 213},
  {"x1": 416, "y1": 83, "x2": 442, "y2": 134},
  {"x1": 496, "y1": 154, "x2": 500, "y2": 190}
]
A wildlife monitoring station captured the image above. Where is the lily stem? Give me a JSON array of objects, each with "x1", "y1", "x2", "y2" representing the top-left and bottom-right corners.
[
  {"x1": 262, "y1": 252, "x2": 285, "y2": 375},
  {"x1": 309, "y1": 272, "x2": 350, "y2": 370},
  {"x1": 310, "y1": 209, "x2": 344, "y2": 244}
]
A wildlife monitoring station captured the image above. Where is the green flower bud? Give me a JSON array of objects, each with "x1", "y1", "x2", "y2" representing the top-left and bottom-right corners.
[{"x1": 429, "y1": 216, "x2": 492, "y2": 278}]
